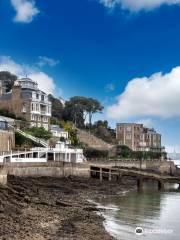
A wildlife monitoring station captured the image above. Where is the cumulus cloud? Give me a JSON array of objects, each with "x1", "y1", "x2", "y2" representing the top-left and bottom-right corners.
[
  {"x1": 137, "y1": 118, "x2": 154, "y2": 128},
  {"x1": 0, "y1": 56, "x2": 56, "y2": 94},
  {"x1": 99, "y1": 0, "x2": 180, "y2": 12},
  {"x1": 37, "y1": 56, "x2": 60, "y2": 67},
  {"x1": 107, "y1": 66, "x2": 180, "y2": 120},
  {"x1": 11, "y1": 0, "x2": 39, "y2": 23}
]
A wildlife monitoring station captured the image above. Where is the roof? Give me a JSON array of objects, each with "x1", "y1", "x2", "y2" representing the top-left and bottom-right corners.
[
  {"x1": 0, "y1": 92, "x2": 12, "y2": 101},
  {"x1": 0, "y1": 116, "x2": 15, "y2": 123},
  {"x1": 50, "y1": 125, "x2": 67, "y2": 132},
  {"x1": 18, "y1": 77, "x2": 36, "y2": 82},
  {"x1": 0, "y1": 117, "x2": 7, "y2": 122}
]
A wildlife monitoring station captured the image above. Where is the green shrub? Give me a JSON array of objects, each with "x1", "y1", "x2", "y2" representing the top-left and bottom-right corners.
[
  {"x1": 27, "y1": 127, "x2": 52, "y2": 140},
  {"x1": 84, "y1": 148, "x2": 109, "y2": 159}
]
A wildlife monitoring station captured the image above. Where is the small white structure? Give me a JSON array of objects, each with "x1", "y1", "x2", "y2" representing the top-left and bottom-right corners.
[
  {"x1": 0, "y1": 141, "x2": 85, "y2": 163},
  {"x1": 0, "y1": 116, "x2": 15, "y2": 127},
  {"x1": 50, "y1": 125, "x2": 69, "y2": 139}
]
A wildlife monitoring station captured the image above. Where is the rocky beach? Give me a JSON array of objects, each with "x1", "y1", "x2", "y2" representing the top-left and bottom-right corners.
[{"x1": 0, "y1": 176, "x2": 135, "y2": 240}]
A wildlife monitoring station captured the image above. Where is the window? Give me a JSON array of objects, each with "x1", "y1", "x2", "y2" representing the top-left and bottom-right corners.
[
  {"x1": 126, "y1": 126, "x2": 131, "y2": 132},
  {"x1": 31, "y1": 103, "x2": 35, "y2": 111},
  {"x1": 126, "y1": 134, "x2": 131, "y2": 140},
  {"x1": 43, "y1": 117, "x2": 48, "y2": 122},
  {"x1": 36, "y1": 94, "x2": 39, "y2": 99},
  {"x1": 36, "y1": 104, "x2": 39, "y2": 111},
  {"x1": 31, "y1": 114, "x2": 36, "y2": 121},
  {"x1": 41, "y1": 95, "x2": 44, "y2": 101}
]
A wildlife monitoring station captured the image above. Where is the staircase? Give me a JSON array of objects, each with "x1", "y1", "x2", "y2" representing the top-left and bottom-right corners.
[
  {"x1": 77, "y1": 129, "x2": 115, "y2": 152},
  {"x1": 7, "y1": 122, "x2": 49, "y2": 148},
  {"x1": 15, "y1": 128, "x2": 48, "y2": 147}
]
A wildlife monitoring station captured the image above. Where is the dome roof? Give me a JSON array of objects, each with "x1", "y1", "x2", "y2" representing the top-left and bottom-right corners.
[{"x1": 15, "y1": 77, "x2": 38, "y2": 90}]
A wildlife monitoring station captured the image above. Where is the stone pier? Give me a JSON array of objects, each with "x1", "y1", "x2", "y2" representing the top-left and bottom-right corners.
[
  {"x1": 0, "y1": 165, "x2": 7, "y2": 185},
  {"x1": 137, "y1": 177, "x2": 143, "y2": 191},
  {"x1": 158, "y1": 180, "x2": 165, "y2": 191},
  {"x1": 90, "y1": 165, "x2": 180, "y2": 192}
]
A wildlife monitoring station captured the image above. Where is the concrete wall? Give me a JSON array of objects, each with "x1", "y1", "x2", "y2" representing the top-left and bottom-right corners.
[
  {"x1": 6, "y1": 162, "x2": 90, "y2": 178},
  {"x1": 89, "y1": 159, "x2": 176, "y2": 175},
  {"x1": 0, "y1": 130, "x2": 15, "y2": 152}
]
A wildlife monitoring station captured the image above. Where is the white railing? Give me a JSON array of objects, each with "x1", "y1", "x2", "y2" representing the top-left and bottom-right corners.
[
  {"x1": 8, "y1": 124, "x2": 48, "y2": 148},
  {"x1": 16, "y1": 128, "x2": 48, "y2": 147}
]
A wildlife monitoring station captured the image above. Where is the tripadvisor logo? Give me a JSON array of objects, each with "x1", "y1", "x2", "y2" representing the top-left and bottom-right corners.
[{"x1": 135, "y1": 227, "x2": 144, "y2": 235}]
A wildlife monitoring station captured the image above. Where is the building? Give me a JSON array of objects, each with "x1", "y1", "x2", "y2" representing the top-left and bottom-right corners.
[
  {"x1": 0, "y1": 117, "x2": 15, "y2": 152},
  {"x1": 0, "y1": 141, "x2": 85, "y2": 163},
  {"x1": 0, "y1": 77, "x2": 51, "y2": 130},
  {"x1": 50, "y1": 125, "x2": 69, "y2": 139},
  {"x1": 116, "y1": 123, "x2": 163, "y2": 152}
]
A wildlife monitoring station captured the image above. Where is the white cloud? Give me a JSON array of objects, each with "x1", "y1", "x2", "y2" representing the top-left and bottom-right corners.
[
  {"x1": 137, "y1": 118, "x2": 154, "y2": 128},
  {"x1": 166, "y1": 145, "x2": 180, "y2": 153},
  {"x1": 0, "y1": 56, "x2": 56, "y2": 94},
  {"x1": 105, "y1": 83, "x2": 115, "y2": 92},
  {"x1": 37, "y1": 56, "x2": 60, "y2": 67},
  {"x1": 11, "y1": 0, "x2": 39, "y2": 23},
  {"x1": 107, "y1": 66, "x2": 180, "y2": 120},
  {"x1": 99, "y1": 0, "x2": 180, "y2": 12}
]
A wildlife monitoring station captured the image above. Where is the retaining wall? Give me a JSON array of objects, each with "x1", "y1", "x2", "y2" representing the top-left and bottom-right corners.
[
  {"x1": 5, "y1": 162, "x2": 90, "y2": 178},
  {"x1": 88, "y1": 159, "x2": 176, "y2": 175},
  {"x1": 0, "y1": 130, "x2": 15, "y2": 152}
]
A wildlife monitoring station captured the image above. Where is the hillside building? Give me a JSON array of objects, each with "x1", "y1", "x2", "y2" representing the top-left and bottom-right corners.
[
  {"x1": 116, "y1": 123, "x2": 164, "y2": 152},
  {"x1": 0, "y1": 78, "x2": 51, "y2": 130}
]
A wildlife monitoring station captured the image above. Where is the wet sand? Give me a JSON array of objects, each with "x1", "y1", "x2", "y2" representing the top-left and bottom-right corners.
[{"x1": 0, "y1": 176, "x2": 135, "y2": 240}]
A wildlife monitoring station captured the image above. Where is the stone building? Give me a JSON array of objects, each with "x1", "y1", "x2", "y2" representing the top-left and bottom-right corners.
[
  {"x1": 116, "y1": 123, "x2": 164, "y2": 152},
  {"x1": 0, "y1": 78, "x2": 51, "y2": 130},
  {"x1": 0, "y1": 117, "x2": 15, "y2": 152}
]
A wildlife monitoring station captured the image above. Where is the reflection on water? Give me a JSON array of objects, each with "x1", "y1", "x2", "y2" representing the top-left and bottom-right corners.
[{"x1": 96, "y1": 181, "x2": 180, "y2": 240}]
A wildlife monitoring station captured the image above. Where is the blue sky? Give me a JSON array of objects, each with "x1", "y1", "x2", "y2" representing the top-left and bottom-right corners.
[{"x1": 1, "y1": 0, "x2": 180, "y2": 151}]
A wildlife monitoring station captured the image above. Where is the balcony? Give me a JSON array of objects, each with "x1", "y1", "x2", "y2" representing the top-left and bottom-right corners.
[{"x1": 21, "y1": 107, "x2": 27, "y2": 113}]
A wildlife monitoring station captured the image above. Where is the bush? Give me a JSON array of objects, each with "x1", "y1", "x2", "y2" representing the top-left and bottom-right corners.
[
  {"x1": 116, "y1": 145, "x2": 163, "y2": 160},
  {"x1": 0, "y1": 108, "x2": 16, "y2": 119},
  {"x1": 61, "y1": 121, "x2": 79, "y2": 146},
  {"x1": 116, "y1": 145, "x2": 133, "y2": 158},
  {"x1": 27, "y1": 127, "x2": 52, "y2": 140},
  {"x1": 84, "y1": 148, "x2": 109, "y2": 159}
]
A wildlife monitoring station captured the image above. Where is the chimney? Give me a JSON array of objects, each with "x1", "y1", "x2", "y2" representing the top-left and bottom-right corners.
[
  {"x1": 0, "y1": 81, "x2": 5, "y2": 96},
  {"x1": 12, "y1": 85, "x2": 21, "y2": 100}
]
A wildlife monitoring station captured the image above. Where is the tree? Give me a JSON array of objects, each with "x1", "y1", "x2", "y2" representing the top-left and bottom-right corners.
[
  {"x1": 62, "y1": 98, "x2": 85, "y2": 128},
  {"x1": 63, "y1": 96, "x2": 86, "y2": 128},
  {"x1": 48, "y1": 94, "x2": 64, "y2": 120},
  {"x1": 84, "y1": 98, "x2": 104, "y2": 133},
  {"x1": 0, "y1": 71, "x2": 17, "y2": 92},
  {"x1": 62, "y1": 121, "x2": 79, "y2": 146}
]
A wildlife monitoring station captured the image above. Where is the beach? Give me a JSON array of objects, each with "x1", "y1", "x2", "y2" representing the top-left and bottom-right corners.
[{"x1": 0, "y1": 176, "x2": 135, "y2": 240}]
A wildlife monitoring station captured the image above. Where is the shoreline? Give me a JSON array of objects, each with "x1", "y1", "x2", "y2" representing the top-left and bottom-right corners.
[{"x1": 0, "y1": 176, "x2": 136, "y2": 240}]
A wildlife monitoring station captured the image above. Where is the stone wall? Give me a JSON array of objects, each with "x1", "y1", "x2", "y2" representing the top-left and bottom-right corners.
[
  {"x1": 89, "y1": 159, "x2": 177, "y2": 175},
  {"x1": 0, "y1": 165, "x2": 7, "y2": 184},
  {"x1": 6, "y1": 162, "x2": 90, "y2": 178},
  {"x1": 0, "y1": 130, "x2": 15, "y2": 152}
]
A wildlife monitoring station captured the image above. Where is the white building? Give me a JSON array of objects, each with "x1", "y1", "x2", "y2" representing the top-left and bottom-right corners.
[
  {"x1": 15, "y1": 78, "x2": 52, "y2": 130},
  {"x1": 0, "y1": 77, "x2": 52, "y2": 130},
  {"x1": 0, "y1": 141, "x2": 85, "y2": 163},
  {"x1": 50, "y1": 125, "x2": 69, "y2": 139}
]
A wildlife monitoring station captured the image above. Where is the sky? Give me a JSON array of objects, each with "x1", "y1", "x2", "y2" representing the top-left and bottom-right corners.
[{"x1": 1, "y1": 0, "x2": 180, "y2": 152}]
